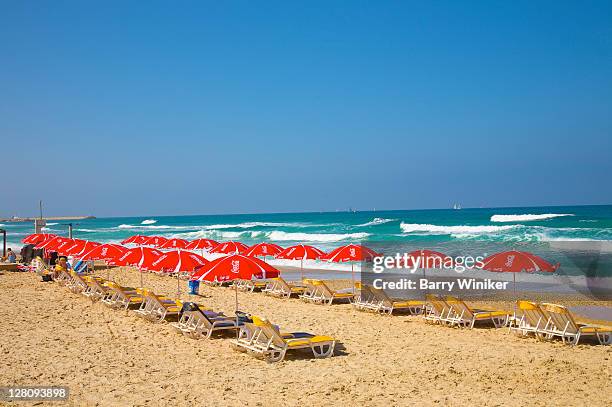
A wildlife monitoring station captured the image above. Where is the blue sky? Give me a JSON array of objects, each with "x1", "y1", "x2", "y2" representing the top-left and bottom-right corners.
[{"x1": 1, "y1": 1, "x2": 611, "y2": 217}]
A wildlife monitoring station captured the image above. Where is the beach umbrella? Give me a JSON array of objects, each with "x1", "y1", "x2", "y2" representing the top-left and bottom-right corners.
[
  {"x1": 147, "y1": 250, "x2": 208, "y2": 297},
  {"x1": 275, "y1": 244, "x2": 326, "y2": 281},
  {"x1": 324, "y1": 244, "x2": 382, "y2": 293},
  {"x1": 113, "y1": 246, "x2": 163, "y2": 287},
  {"x1": 34, "y1": 236, "x2": 71, "y2": 251},
  {"x1": 158, "y1": 238, "x2": 189, "y2": 250},
  {"x1": 63, "y1": 240, "x2": 100, "y2": 257},
  {"x1": 121, "y1": 235, "x2": 149, "y2": 245},
  {"x1": 210, "y1": 241, "x2": 249, "y2": 255},
  {"x1": 22, "y1": 233, "x2": 57, "y2": 245},
  {"x1": 243, "y1": 242, "x2": 284, "y2": 259},
  {"x1": 191, "y1": 254, "x2": 280, "y2": 311},
  {"x1": 142, "y1": 236, "x2": 168, "y2": 248},
  {"x1": 481, "y1": 250, "x2": 559, "y2": 296},
  {"x1": 54, "y1": 239, "x2": 82, "y2": 256},
  {"x1": 146, "y1": 250, "x2": 208, "y2": 274},
  {"x1": 185, "y1": 238, "x2": 219, "y2": 251},
  {"x1": 80, "y1": 243, "x2": 129, "y2": 279}
]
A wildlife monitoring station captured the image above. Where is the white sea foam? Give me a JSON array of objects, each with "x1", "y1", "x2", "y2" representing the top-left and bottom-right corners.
[
  {"x1": 141, "y1": 219, "x2": 157, "y2": 225},
  {"x1": 356, "y1": 218, "x2": 396, "y2": 227},
  {"x1": 490, "y1": 214, "x2": 573, "y2": 222},
  {"x1": 267, "y1": 231, "x2": 370, "y2": 242},
  {"x1": 400, "y1": 223, "x2": 519, "y2": 235},
  {"x1": 46, "y1": 222, "x2": 59, "y2": 226},
  {"x1": 201, "y1": 222, "x2": 316, "y2": 229},
  {"x1": 117, "y1": 224, "x2": 191, "y2": 230}
]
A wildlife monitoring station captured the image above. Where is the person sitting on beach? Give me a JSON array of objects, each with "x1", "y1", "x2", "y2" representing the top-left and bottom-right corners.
[{"x1": 5, "y1": 248, "x2": 17, "y2": 263}]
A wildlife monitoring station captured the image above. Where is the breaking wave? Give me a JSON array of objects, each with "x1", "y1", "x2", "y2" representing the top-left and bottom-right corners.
[
  {"x1": 490, "y1": 214, "x2": 573, "y2": 222},
  {"x1": 356, "y1": 218, "x2": 396, "y2": 227},
  {"x1": 400, "y1": 223, "x2": 519, "y2": 235},
  {"x1": 141, "y1": 219, "x2": 157, "y2": 225}
]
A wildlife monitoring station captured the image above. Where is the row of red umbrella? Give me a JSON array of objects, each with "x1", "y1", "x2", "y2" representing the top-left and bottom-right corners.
[{"x1": 22, "y1": 233, "x2": 559, "y2": 283}]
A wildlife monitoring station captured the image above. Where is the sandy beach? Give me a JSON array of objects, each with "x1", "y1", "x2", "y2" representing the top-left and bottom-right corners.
[{"x1": 1, "y1": 268, "x2": 611, "y2": 406}]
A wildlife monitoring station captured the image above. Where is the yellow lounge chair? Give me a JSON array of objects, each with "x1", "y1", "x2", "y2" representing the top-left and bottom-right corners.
[
  {"x1": 172, "y1": 303, "x2": 241, "y2": 339},
  {"x1": 302, "y1": 280, "x2": 353, "y2": 305},
  {"x1": 134, "y1": 290, "x2": 182, "y2": 323},
  {"x1": 445, "y1": 296, "x2": 509, "y2": 328},
  {"x1": 509, "y1": 300, "x2": 550, "y2": 338},
  {"x1": 367, "y1": 285, "x2": 423, "y2": 315},
  {"x1": 263, "y1": 277, "x2": 306, "y2": 299},
  {"x1": 82, "y1": 276, "x2": 111, "y2": 302},
  {"x1": 231, "y1": 317, "x2": 335, "y2": 362},
  {"x1": 102, "y1": 282, "x2": 144, "y2": 310},
  {"x1": 540, "y1": 303, "x2": 612, "y2": 345},
  {"x1": 423, "y1": 294, "x2": 453, "y2": 324},
  {"x1": 67, "y1": 271, "x2": 90, "y2": 294},
  {"x1": 352, "y1": 284, "x2": 383, "y2": 312}
]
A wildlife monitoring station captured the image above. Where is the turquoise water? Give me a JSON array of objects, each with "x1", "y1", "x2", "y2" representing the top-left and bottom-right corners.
[{"x1": 3, "y1": 205, "x2": 612, "y2": 251}]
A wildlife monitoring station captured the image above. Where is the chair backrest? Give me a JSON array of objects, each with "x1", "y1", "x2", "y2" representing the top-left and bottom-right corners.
[
  {"x1": 358, "y1": 284, "x2": 379, "y2": 303},
  {"x1": 301, "y1": 279, "x2": 318, "y2": 295},
  {"x1": 313, "y1": 280, "x2": 334, "y2": 297},
  {"x1": 369, "y1": 286, "x2": 394, "y2": 307},
  {"x1": 445, "y1": 296, "x2": 474, "y2": 319},
  {"x1": 275, "y1": 277, "x2": 292, "y2": 291},
  {"x1": 254, "y1": 318, "x2": 287, "y2": 348},
  {"x1": 540, "y1": 303, "x2": 578, "y2": 334},
  {"x1": 425, "y1": 294, "x2": 449, "y2": 316},
  {"x1": 517, "y1": 300, "x2": 548, "y2": 328}
]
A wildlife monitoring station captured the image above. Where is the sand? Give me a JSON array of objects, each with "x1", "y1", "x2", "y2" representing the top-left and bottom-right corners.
[{"x1": 1, "y1": 269, "x2": 611, "y2": 406}]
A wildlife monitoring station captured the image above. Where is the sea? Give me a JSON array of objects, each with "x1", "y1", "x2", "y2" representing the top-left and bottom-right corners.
[{"x1": 2, "y1": 204, "x2": 612, "y2": 284}]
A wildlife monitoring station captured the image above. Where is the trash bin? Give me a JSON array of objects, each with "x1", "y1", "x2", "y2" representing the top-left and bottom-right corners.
[{"x1": 188, "y1": 279, "x2": 200, "y2": 295}]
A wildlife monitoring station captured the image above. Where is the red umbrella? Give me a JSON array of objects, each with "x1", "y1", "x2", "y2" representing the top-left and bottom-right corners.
[
  {"x1": 142, "y1": 236, "x2": 168, "y2": 247},
  {"x1": 210, "y1": 241, "x2": 249, "y2": 254},
  {"x1": 480, "y1": 250, "x2": 559, "y2": 296},
  {"x1": 324, "y1": 244, "x2": 382, "y2": 293},
  {"x1": 158, "y1": 238, "x2": 189, "y2": 250},
  {"x1": 275, "y1": 244, "x2": 326, "y2": 280},
  {"x1": 146, "y1": 250, "x2": 208, "y2": 274},
  {"x1": 80, "y1": 243, "x2": 128, "y2": 261},
  {"x1": 54, "y1": 239, "x2": 81, "y2": 256},
  {"x1": 22, "y1": 233, "x2": 57, "y2": 245},
  {"x1": 244, "y1": 242, "x2": 284, "y2": 258},
  {"x1": 192, "y1": 254, "x2": 280, "y2": 282},
  {"x1": 115, "y1": 246, "x2": 163, "y2": 268},
  {"x1": 481, "y1": 250, "x2": 559, "y2": 273},
  {"x1": 64, "y1": 240, "x2": 100, "y2": 257},
  {"x1": 185, "y1": 238, "x2": 219, "y2": 251},
  {"x1": 191, "y1": 254, "x2": 280, "y2": 311},
  {"x1": 35, "y1": 236, "x2": 72, "y2": 251},
  {"x1": 121, "y1": 235, "x2": 149, "y2": 245},
  {"x1": 324, "y1": 244, "x2": 381, "y2": 263}
]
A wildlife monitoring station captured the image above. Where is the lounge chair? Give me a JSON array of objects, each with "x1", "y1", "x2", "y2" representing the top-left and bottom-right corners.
[
  {"x1": 445, "y1": 296, "x2": 509, "y2": 328},
  {"x1": 82, "y1": 276, "x2": 111, "y2": 302},
  {"x1": 134, "y1": 290, "x2": 182, "y2": 323},
  {"x1": 264, "y1": 277, "x2": 306, "y2": 299},
  {"x1": 298, "y1": 279, "x2": 320, "y2": 302},
  {"x1": 67, "y1": 271, "x2": 90, "y2": 294},
  {"x1": 171, "y1": 302, "x2": 241, "y2": 339},
  {"x1": 509, "y1": 300, "x2": 550, "y2": 338},
  {"x1": 540, "y1": 303, "x2": 612, "y2": 345},
  {"x1": 307, "y1": 280, "x2": 353, "y2": 305},
  {"x1": 102, "y1": 282, "x2": 144, "y2": 310},
  {"x1": 365, "y1": 285, "x2": 423, "y2": 315},
  {"x1": 231, "y1": 317, "x2": 335, "y2": 362},
  {"x1": 423, "y1": 294, "x2": 453, "y2": 324},
  {"x1": 233, "y1": 279, "x2": 268, "y2": 293}
]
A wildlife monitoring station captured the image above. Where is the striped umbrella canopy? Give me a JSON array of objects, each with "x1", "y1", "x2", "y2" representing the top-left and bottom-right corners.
[
  {"x1": 210, "y1": 241, "x2": 249, "y2": 255},
  {"x1": 244, "y1": 242, "x2": 284, "y2": 258},
  {"x1": 185, "y1": 238, "x2": 219, "y2": 251},
  {"x1": 22, "y1": 233, "x2": 57, "y2": 245}
]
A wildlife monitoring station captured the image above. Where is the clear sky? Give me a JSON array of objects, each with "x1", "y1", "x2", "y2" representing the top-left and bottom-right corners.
[{"x1": 1, "y1": 1, "x2": 611, "y2": 217}]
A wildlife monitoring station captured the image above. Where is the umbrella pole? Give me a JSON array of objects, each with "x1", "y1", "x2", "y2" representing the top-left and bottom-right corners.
[
  {"x1": 177, "y1": 272, "x2": 180, "y2": 299},
  {"x1": 351, "y1": 263, "x2": 355, "y2": 295},
  {"x1": 140, "y1": 268, "x2": 143, "y2": 288},
  {"x1": 301, "y1": 259, "x2": 303, "y2": 282},
  {"x1": 513, "y1": 272, "x2": 516, "y2": 300},
  {"x1": 235, "y1": 281, "x2": 238, "y2": 312}
]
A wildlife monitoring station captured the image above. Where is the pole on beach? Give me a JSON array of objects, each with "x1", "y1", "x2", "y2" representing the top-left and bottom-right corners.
[
  {"x1": 300, "y1": 258, "x2": 304, "y2": 282},
  {"x1": 351, "y1": 262, "x2": 355, "y2": 295}
]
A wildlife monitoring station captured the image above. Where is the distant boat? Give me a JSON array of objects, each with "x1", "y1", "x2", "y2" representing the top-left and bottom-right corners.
[{"x1": 453, "y1": 203, "x2": 462, "y2": 210}]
